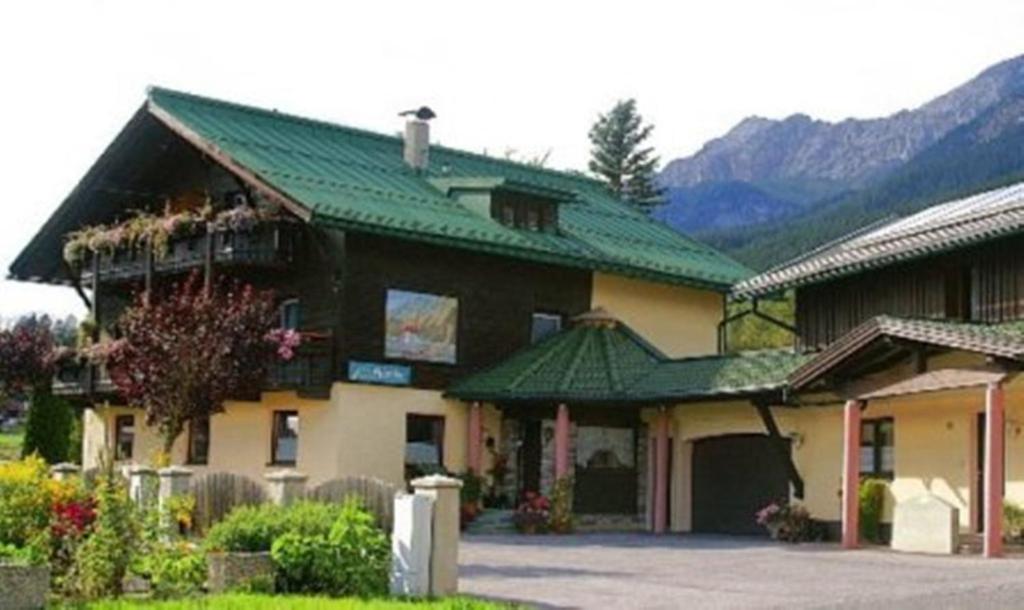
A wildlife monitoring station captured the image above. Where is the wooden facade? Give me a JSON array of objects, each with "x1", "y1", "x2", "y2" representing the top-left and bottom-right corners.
[{"x1": 796, "y1": 233, "x2": 1024, "y2": 349}]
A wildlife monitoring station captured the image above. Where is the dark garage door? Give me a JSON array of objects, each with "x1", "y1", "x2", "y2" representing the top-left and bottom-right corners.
[{"x1": 692, "y1": 434, "x2": 790, "y2": 535}]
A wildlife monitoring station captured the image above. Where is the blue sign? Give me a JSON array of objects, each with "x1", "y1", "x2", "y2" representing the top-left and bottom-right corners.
[{"x1": 348, "y1": 361, "x2": 412, "y2": 386}]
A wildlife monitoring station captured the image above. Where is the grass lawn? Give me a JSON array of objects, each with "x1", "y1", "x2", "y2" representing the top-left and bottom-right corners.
[
  {"x1": 0, "y1": 425, "x2": 23, "y2": 461},
  {"x1": 78, "y1": 594, "x2": 517, "y2": 610}
]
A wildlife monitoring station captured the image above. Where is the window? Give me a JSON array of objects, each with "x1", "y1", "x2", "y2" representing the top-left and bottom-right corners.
[
  {"x1": 492, "y1": 197, "x2": 558, "y2": 233},
  {"x1": 860, "y1": 418, "x2": 894, "y2": 478},
  {"x1": 280, "y1": 299, "x2": 300, "y2": 330},
  {"x1": 499, "y1": 202, "x2": 516, "y2": 227},
  {"x1": 405, "y1": 414, "x2": 445, "y2": 479},
  {"x1": 187, "y1": 416, "x2": 210, "y2": 465},
  {"x1": 114, "y1": 415, "x2": 135, "y2": 461},
  {"x1": 531, "y1": 312, "x2": 563, "y2": 343},
  {"x1": 271, "y1": 411, "x2": 299, "y2": 465}
]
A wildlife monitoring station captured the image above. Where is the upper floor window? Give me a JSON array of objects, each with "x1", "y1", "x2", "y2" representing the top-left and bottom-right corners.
[
  {"x1": 280, "y1": 299, "x2": 300, "y2": 330},
  {"x1": 531, "y1": 312, "x2": 563, "y2": 343},
  {"x1": 493, "y1": 199, "x2": 558, "y2": 233},
  {"x1": 385, "y1": 289, "x2": 458, "y2": 364},
  {"x1": 188, "y1": 416, "x2": 210, "y2": 465},
  {"x1": 860, "y1": 418, "x2": 894, "y2": 478},
  {"x1": 271, "y1": 410, "x2": 299, "y2": 465},
  {"x1": 114, "y1": 414, "x2": 134, "y2": 461}
]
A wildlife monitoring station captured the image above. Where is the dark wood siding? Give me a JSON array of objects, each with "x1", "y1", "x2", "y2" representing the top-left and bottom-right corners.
[
  {"x1": 796, "y1": 234, "x2": 1024, "y2": 349},
  {"x1": 340, "y1": 232, "x2": 592, "y2": 390}
]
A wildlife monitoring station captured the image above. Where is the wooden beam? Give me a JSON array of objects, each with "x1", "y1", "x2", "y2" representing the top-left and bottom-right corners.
[{"x1": 753, "y1": 401, "x2": 805, "y2": 499}]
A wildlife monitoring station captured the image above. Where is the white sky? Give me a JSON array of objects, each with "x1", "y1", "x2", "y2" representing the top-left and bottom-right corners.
[{"x1": 1, "y1": 0, "x2": 1023, "y2": 319}]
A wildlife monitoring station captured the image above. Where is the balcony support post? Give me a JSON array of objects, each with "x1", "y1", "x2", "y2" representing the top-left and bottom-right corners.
[
  {"x1": 203, "y1": 229, "x2": 214, "y2": 295},
  {"x1": 144, "y1": 239, "x2": 154, "y2": 305},
  {"x1": 88, "y1": 253, "x2": 100, "y2": 394}
]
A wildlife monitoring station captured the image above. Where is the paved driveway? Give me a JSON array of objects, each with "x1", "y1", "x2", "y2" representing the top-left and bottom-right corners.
[{"x1": 459, "y1": 534, "x2": 1024, "y2": 609}]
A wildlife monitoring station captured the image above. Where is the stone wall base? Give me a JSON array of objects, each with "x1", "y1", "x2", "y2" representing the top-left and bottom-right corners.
[
  {"x1": 207, "y1": 551, "x2": 275, "y2": 593},
  {"x1": 0, "y1": 565, "x2": 49, "y2": 610}
]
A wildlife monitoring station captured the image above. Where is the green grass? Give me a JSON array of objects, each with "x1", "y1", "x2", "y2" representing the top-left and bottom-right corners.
[
  {"x1": 75, "y1": 594, "x2": 517, "y2": 610},
  {"x1": 0, "y1": 425, "x2": 23, "y2": 461}
]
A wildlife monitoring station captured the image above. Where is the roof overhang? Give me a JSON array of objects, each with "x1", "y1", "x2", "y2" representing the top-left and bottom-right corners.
[
  {"x1": 789, "y1": 316, "x2": 1024, "y2": 391},
  {"x1": 852, "y1": 368, "x2": 1008, "y2": 401}
]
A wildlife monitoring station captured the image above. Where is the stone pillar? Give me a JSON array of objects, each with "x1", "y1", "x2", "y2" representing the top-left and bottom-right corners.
[
  {"x1": 128, "y1": 464, "x2": 157, "y2": 508},
  {"x1": 50, "y1": 462, "x2": 80, "y2": 482},
  {"x1": 390, "y1": 493, "x2": 434, "y2": 597},
  {"x1": 467, "y1": 402, "x2": 483, "y2": 475},
  {"x1": 554, "y1": 403, "x2": 570, "y2": 480},
  {"x1": 158, "y1": 466, "x2": 193, "y2": 527},
  {"x1": 984, "y1": 382, "x2": 1005, "y2": 558},
  {"x1": 841, "y1": 399, "x2": 862, "y2": 550},
  {"x1": 265, "y1": 470, "x2": 309, "y2": 506},
  {"x1": 412, "y1": 475, "x2": 462, "y2": 596},
  {"x1": 653, "y1": 410, "x2": 670, "y2": 534}
]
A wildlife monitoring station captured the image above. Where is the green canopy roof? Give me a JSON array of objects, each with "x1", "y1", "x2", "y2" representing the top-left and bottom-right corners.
[
  {"x1": 447, "y1": 310, "x2": 811, "y2": 404},
  {"x1": 142, "y1": 88, "x2": 751, "y2": 291}
]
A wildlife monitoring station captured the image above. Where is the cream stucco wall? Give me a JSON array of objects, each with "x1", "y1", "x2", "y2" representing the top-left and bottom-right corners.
[
  {"x1": 663, "y1": 367, "x2": 1024, "y2": 534},
  {"x1": 82, "y1": 384, "x2": 473, "y2": 489},
  {"x1": 590, "y1": 272, "x2": 723, "y2": 358}
]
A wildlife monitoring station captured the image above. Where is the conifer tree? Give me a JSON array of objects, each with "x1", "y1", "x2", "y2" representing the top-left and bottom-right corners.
[{"x1": 588, "y1": 99, "x2": 664, "y2": 213}]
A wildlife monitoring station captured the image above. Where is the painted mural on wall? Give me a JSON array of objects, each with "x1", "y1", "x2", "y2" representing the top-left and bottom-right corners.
[
  {"x1": 576, "y1": 427, "x2": 635, "y2": 469},
  {"x1": 385, "y1": 289, "x2": 458, "y2": 364}
]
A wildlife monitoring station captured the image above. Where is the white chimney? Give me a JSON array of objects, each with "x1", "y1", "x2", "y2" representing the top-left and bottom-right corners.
[{"x1": 400, "y1": 106, "x2": 436, "y2": 171}]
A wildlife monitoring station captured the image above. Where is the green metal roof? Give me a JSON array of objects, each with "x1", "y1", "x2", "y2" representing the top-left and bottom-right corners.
[
  {"x1": 146, "y1": 87, "x2": 751, "y2": 291},
  {"x1": 447, "y1": 310, "x2": 811, "y2": 404}
]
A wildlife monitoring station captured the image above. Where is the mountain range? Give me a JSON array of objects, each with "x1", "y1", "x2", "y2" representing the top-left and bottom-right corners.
[{"x1": 656, "y1": 54, "x2": 1024, "y2": 270}]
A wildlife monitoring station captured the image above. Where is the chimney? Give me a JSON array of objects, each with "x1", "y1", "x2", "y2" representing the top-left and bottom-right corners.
[{"x1": 400, "y1": 106, "x2": 436, "y2": 171}]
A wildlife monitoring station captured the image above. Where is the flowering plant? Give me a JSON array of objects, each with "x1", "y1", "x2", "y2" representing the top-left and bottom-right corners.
[
  {"x1": 513, "y1": 491, "x2": 550, "y2": 534},
  {"x1": 266, "y1": 328, "x2": 302, "y2": 361},
  {"x1": 755, "y1": 499, "x2": 822, "y2": 542}
]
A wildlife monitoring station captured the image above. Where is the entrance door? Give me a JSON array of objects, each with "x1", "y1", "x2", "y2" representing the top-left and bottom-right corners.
[
  {"x1": 692, "y1": 434, "x2": 790, "y2": 535},
  {"x1": 518, "y1": 420, "x2": 542, "y2": 498}
]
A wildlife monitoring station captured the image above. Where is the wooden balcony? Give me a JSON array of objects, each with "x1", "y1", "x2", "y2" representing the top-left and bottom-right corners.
[
  {"x1": 80, "y1": 221, "x2": 299, "y2": 284},
  {"x1": 52, "y1": 360, "x2": 116, "y2": 398}
]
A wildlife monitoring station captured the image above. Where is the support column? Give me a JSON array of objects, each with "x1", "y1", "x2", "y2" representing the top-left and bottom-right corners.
[
  {"x1": 467, "y1": 402, "x2": 483, "y2": 475},
  {"x1": 841, "y1": 399, "x2": 862, "y2": 550},
  {"x1": 984, "y1": 382, "x2": 1005, "y2": 558},
  {"x1": 554, "y1": 403, "x2": 570, "y2": 480},
  {"x1": 653, "y1": 409, "x2": 670, "y2": 534}
]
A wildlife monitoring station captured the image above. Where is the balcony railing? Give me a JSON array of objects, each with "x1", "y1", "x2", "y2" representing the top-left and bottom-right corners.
[
  {"x1": 54, "y1": 330, "x2": 336, "y2": 399},
  {"x1": 80, "y1": 222, "x2": 299, "y2": 284}
]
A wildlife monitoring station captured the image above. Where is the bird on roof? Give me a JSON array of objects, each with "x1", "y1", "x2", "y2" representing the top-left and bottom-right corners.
[{"x1": 399, "y1": 106, "x2": 437, "y2": 121}]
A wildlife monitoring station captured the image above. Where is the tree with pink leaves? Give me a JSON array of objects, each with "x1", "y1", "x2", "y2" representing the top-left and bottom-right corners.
[{"x1": 92, "y1": 274, "x2": 299, "y2": 457}]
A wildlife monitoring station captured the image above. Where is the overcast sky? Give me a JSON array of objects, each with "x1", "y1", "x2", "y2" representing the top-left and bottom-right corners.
[{"x1": 2, "y1": 0, "x2": 1023, "y2": 319}]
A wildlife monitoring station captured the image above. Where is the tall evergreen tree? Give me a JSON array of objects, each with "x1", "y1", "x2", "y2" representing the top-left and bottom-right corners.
[{"x1": 588, "y1": 99, "x2": 664, "y2": 213}]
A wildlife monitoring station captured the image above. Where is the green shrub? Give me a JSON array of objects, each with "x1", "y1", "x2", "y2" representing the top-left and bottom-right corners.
[
  {"x1": 859, "y1": 478, "x2": 888, "y2": 543},
  {"x1": 0, "y1": 541, "x2": 47, "y2": 566},
  {"x1": 205, "y1": 501, "x2": 343, "y2": 552},
  {"x1": 21, "y1": 390, "x2": 73, "y2": 463},
  {"x1": 1003, "y1": 501, "x2": 1024, "y2": 541},
  {"x1": 68, "y1": 461, "x2": 139, "y2": 599},
  {"x1": 144, "y1": 541, "x2": 207, "y2": 599},
  {"x1": 271, "y1": 498, "x2": 390, "y2": 597},
  {"x1": 0, "y1": 454, "x2": 82, "y2": 547}
]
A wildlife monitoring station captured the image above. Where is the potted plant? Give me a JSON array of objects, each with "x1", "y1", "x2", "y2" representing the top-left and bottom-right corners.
[
  {"x1": 755, "y1": 499, "x2": 824, "y2": 542},
  {"x1": 513, "y1": 491, "x2": 550, "y2": 534},
  {"x1": 458, "y1": 471, "x2": 484, "y2": 529}
]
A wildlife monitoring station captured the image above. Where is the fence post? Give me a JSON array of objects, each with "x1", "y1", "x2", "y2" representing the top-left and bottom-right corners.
[
  {"x1": 265, "y1": 470, "x2": 308, "y2": 506},
  {"x1": 128, "y1": 464, "x2": 158, "y2": 508},
  {"x1": 412, "y1": 474, "x2": 462, "y2": 596},
  {"x1": 50, "y1": 462, "x2": 80, "y2": 482}
]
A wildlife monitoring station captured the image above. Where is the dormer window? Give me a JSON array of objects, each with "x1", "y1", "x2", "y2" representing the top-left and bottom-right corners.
[{"x1": 493, "y1": 196, "x2": 558, "y2": 233}]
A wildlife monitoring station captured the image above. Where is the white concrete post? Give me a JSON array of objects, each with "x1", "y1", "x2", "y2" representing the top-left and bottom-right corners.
[
  {"x1": 128, "y1": 464, "x2": 158, "y2": 508},
  {"x1": 50, "y1": 462, "x2": 80, "y2": 482},
  {"x1": 265, "y1": 470, "x2": 308, "y2": 506},
  {"x1": 412, "y1": 474, "x2": 462, "y2": 596},
  {"x1": 390, "y1": 493, "x2": 434, "y2": 597},
  {"x1": 158, "y1": 466, "x2": 193, "y2": 510}
]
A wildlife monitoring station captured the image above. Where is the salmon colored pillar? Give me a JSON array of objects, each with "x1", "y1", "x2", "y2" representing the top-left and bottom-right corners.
[
  {"x1": 653, "y1": 409, "x2": 670, "y2": 534},
  {"x1": 984, "y1": 382, "x2": 1005, "y2": 558},
  {"x1": 554, "y1": 404, "x2": 570, "y2": 479},
  {"x1": 841, "y1": 399, "x2": 862, "y2": 549},
  {"x1": 467, "y1": 402, "x2": 483, "y2": 474}
]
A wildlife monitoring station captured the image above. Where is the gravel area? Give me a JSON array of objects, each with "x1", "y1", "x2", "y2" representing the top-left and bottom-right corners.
[{"x1": 459, "y1": 533, "x2": 1024, "y2": 609}]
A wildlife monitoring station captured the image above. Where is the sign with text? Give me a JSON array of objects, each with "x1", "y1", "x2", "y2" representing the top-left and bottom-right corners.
[{"x1": 347, "y1": 360, "x2": 412, "y2": 386}]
